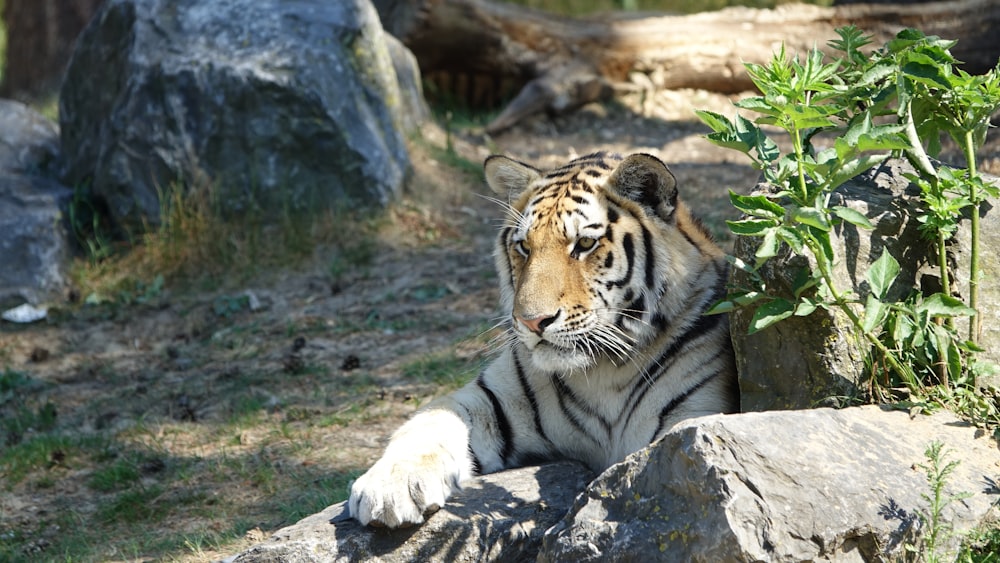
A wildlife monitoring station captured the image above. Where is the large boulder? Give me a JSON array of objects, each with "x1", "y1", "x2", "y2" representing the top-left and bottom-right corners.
[
  {"x1": 542, "y1": 406, "x2": 1000, "y2": 562},
  {"x1": 231, "y1": 407, "x2": 999, "y2": 562},
  {"x1": 0, "y1": 100, "x2": 73, "y2": 309},
  {"x1": 732, "y1": 159, "x2": 1000, "y2": 411},
  {"x1": 60, "y1": 0, "x2": 425, "y2": 233}
]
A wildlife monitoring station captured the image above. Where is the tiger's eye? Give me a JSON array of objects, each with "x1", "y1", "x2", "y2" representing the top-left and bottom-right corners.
[
  {"x1": 575, "y1": 237, "x2": 597, "y2": 253},
  {"x1": 514, "y1": 240, "x2": 530, "y2": 257}
]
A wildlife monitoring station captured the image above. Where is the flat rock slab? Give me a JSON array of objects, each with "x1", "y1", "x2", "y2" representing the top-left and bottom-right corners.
[
  {"x1": 543, "y1": 405, "x2": 1000, "y2": 562},
  {"x1": 230, "y1": 461, "x2": 594, "y2": 563}
]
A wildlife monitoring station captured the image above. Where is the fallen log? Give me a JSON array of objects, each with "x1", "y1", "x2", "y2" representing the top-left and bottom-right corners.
[{"x1": 374, "y1": 0, "x2": 1000, "y2": 133}]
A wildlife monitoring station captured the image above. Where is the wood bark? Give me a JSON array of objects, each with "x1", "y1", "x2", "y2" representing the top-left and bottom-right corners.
[
  {"x1": 1, "y1": 0, "x2": 104, "y2": 99},
  {"x1": 375, "y1": 0, "x2": 1000, "y2": 132}
]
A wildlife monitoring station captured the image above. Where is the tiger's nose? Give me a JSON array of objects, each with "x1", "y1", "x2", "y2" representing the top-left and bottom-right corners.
[{"x1": 516, "y1": 312, "x2": 559, "y2": 335}]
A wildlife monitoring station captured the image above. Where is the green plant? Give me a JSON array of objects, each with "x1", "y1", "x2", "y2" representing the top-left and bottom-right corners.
[
  {"x1": 0, "y1": 434, "x2": 76, "y2": 485},
  {"x1": 2, "y1": 402, "x2": 58, "y2": 447},
  {"x1": 904, "y1": 442, "x2": 972, "y2": 562},
  {"x1": 958, "y1": 525, "x2": 1000, "y2": 562},
  {"x1": 98, "y1": 485, "x2": 167, "y2": 524},
  {"x1": 0, "y1": 368, "x2": 32, "y2": 401},
  {"x1": 698, "y1": 26, "x2": 999, "y2": 409}
]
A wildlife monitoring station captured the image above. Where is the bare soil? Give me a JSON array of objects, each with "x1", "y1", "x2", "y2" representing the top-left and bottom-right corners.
[{"x1": 3, "y1": 87, "x2": 995, "y2": 562}]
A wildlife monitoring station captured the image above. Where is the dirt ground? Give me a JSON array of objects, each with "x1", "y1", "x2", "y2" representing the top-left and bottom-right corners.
[{"x1": 4, "y1": 86, "x2": 994, "y2": 561}]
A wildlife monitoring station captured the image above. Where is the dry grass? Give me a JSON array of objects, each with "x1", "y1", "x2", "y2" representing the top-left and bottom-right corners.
[{"x1": 1, "y1": 127, "x2": 497, "y2": 562}]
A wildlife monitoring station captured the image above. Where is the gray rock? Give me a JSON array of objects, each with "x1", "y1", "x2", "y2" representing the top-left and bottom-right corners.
[
  {"x1": 0, "y1": 175, "x2": 74, "y2": 309},
  {"x1": 230, "y1": 461, "x2": 594, "y2": 563},
  {"x1": 384, "y1": 33, "x2": 429, "y2": 135},
  {"x1": 60, "y1": 0, "x2": 420, "y2": 232},
  {"x1": 0, "y1": 100, "x2": 73, "y2": 309},
  {"x1": 732, "y1": 159, "x2": 1000, "y2": 411},
  {"x1": 541, "y1": 406, "x2": 1000, "y2": 562},
  {"x1": 232, "y1": 408, "x2": 999, "y2": 562},
  {"x1": 0, "y1": 99, "x2": 60, "y2": 176}
]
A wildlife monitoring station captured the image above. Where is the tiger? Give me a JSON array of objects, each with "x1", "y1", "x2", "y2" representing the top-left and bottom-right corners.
[{"x1": 348, "y1": 151, "x2": 738, "y2": 528}]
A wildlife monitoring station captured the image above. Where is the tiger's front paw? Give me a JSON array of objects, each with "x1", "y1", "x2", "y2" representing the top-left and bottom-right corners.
[{"x1": 348, "y1": 451, "x2": 460, "y2": 528}]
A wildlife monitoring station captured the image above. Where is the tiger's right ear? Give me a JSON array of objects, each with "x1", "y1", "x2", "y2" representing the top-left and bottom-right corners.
[{"x1": 484, "y1": 155, "x2": 541, "y2": 199}]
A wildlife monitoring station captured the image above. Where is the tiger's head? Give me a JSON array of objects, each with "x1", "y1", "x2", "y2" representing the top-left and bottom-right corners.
[{"x1": 485, "y1": 152, "x2": 697, "y2": 373}]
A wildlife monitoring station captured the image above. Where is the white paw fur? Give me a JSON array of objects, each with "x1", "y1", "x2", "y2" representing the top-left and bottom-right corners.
[{"x1": 349, "y1": 408, "x2": 472, "y2": 528}]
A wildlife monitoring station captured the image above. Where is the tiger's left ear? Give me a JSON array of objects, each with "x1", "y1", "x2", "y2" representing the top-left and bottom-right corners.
[
  {"x1": 484, "y1": 155, "x2": 541, "y2": 200},
  {"x1": 608, "y1": 153, "x2": 678, "y2": 221}
]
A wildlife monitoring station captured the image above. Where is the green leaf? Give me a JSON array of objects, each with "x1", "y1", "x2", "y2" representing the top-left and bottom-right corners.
[
  {"x1": 705, "y1": 300, "x2": 735, "y2": 315},
  {"x1": 862, "y1": 294, "x2": 887, "y2": 333},
  {"x1": 755, "y1": 228, "x2": 781, "y2": 263},
  {"x1": 892, "y1": 312, "x2": 916, "y2": 346},
  {"x1": 747, "y1": 298, "x2": 795, "y2": 334},
  {"x1": 776, "y1": 226, "x2": 805, "y2": 254},
  {"x1": 706, "y1": 290, "x2": 766, "y2": 315},
  {"x1": 733, "y1": 96, "x2": 781, "y2": 117},
  {"x1": 917, "y1": 293, "x2": 976, "y2": 318},
  {"x1": 867, "y1": 250, "x2": 900, "y2": 299},
  {"x1": 829, "y1": 153, "x2": 889, "y2": 192},
  {"x1": 858, "y1": 60, "x2": 896, "y2": 87},
  {"x1": 792, "y1": 207, "x2": 830, "y2": 231},
  {"x1": 705, "y1": 131, "x2": 751, "y2": 154},
  {"x1": 900, "y1": 52, "x2": 955, "y2": 90},
  {"x1": 785, "y1": 105, "x2": 838, "y2": 130},
  {"x1": 729, "y1": 192, "x2": 785, "y2": 219},
  {"x1": 695, "y1": 110, "x2": 733, "y2": 133},
  {"x1": 791, "y1": 266, "x2": 818, "y2": 298},
  {"x1": 794, "y1": 299, "x2": 818, "y2": 317},
  {"x1": 727, "y1": 219, "x2": 778, "y2": 236},
  {"x1": 832, "y1": 206, "x2": 875, "y2": 229}
]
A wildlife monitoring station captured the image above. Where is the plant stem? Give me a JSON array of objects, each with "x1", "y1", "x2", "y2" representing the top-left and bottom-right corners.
[
  {"x1": 792, "y1": 127, "x2": 809, "y2": 203},
  {"x1": 963, "y1": 130, "x2": 982, "y2": 346},
  {"x1": 808, "y1": 239, "x2": 916, "y2": 387},
  {"x1": 903, "y1": 104, "x2": 949, "y2": 298}
]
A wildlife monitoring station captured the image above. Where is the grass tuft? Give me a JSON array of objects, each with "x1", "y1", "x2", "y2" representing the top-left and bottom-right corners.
[{"x1": 69, "y1": 176, "x2": 383, "y2": 304}]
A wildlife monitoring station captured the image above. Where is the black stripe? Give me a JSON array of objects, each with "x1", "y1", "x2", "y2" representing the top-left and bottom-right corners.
[
  {"x1": 678, "y1": 225, "x2": 699, "y2": 248},
  {"x1": 647, "y1": 313, "x2": 722, "y2": 379},
  {"x1": 618, "y1": 295, "x2": 645, "y2": 330},
  {"x1": 642, "y1": 225, "x2": 656, "y2": 288},
  {"x1": 652, "y1": 358, "x2": 726, "y2": 439},
  {"x1": 459, "y1": 402, "x2": 484, "y2": 474},
  {"x1": 551, "y1": 375, "x2": 611, "y2": 441},
  {"x1": 621, "y1": 312, "x2": 723, "y2": 428},
  {"x1": 477, "y1": 376, "x2": 514, "y2": 466},
  {"x1": 607, "y1": 207, "x2": 619, "y2": 224},
  {"x1": 549, "y1": 374, "x2": 602, "y2": 446},
  {"x1": 606, "y1": 232, "x2": 634, "y2": 289},
  {"x1": 514, "y1": 352, "x2": 551, "y2": 446},
  {"x1": 468, "y1": 445, "x2": 482, "y2": 475},
  {"x1": 499, "y1": 227, "x2": 516, "y2": 286}
]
